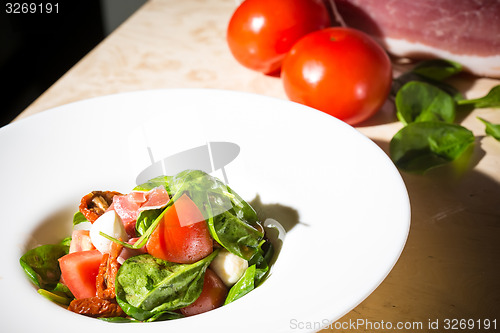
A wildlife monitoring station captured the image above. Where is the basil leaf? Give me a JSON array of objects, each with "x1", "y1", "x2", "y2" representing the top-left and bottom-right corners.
[
  {"x1": 116, "y1": 251, "x2": 218, "y2": 321},
  {"x1": 390, "y1": 122, "x2": 475, "y2": 173},
  {"x1": 458, "y1": 85, "x2": 500, "y2": 109},
  {"x1": 224, "y1": 265, "x2": 256, "y2": 305},
  {"x1": 19, "y1": 244, "x2": 69, "y2": 289},
  {"x1": 396, "y1": 81, "x2": 456, "y2": 125},
  {"x1": 478, "y1": 117, "x2": 500, "y2": 141},
  {"x1": 412, "y1": 59, "x2": 463, "y2": 81},
  {"x1": 73, "y1": 211, "x2": 88, "y2": 226},
  {"x1": 135, "y1": 208, "x2": 162, "y2": 236}
]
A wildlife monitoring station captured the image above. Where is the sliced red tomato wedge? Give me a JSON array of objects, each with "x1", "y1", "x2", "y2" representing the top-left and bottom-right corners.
[
  {"x1": 69, "y1": 230, "x2": 95, "y2": 253},
  {"x1": 59, "y1": 250, "x2": 103, "y2": 299},
  {"x1": 180, "y1": 268, "x2": 228, "y2": 317},
  {"x1": 146, "y1": 193, "x2": 213, "y2": 264}
]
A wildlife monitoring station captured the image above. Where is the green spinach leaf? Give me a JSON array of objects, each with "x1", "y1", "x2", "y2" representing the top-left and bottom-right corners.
[
  {"x1": 116, "y1": 251, "x2": 218, "y2": 321},
  {"x1": 59, "y1": 237, "x2": 72, "y2": 247},
  {"x1": 134, "y1": 175, "x2": 173, "y2": 192},
  {"x1": 478, "y1": 117, "x2": 500, "y2": 141},
  {"x1": 38, "y1": 288, "x2": 72, "y2": 305},
  {"x1": 73, "y1": 211, "x2": 88, "y2": 226},
  {"x1": 208, "y1": 209, "x2": 263, "y2": 260},
  {"x1": 52, "y1": 281, "x2": 73, "y2": 298},
  {"x1": 169, "y1": 170, "x2": 259, "y2": 223},
  {"x1": 99, "y1": 317, "x2": 139, "y2": 323},
  {"x1": 411, "y1": 59, "x2": 463, "y2": 81},
  {"x1": 144, "y1": 311, "x2": 183, "y2": 322},
  {"x1": 19, "y1": 244, "x2": 69, "y2": 290},
  {"x1": 224, "y1": 265, "x2": 256, "y2": 305},
  {"x1": 395, "y1": 81, "x2": 456, "y2": 125},
  {"x1": 390, "y1": 122, "x2": 475, "y2": 173},
  {"x1": 135, "y1": 208, "x2": 163, "y2": 236},
  {"x1": 124, "y1": 170, "x2": 264, "y2": 261},
  {"x1": 391, "y1": 72, "x2": 463, "y2": 102},
  {"x1": 458, "y1": 85, "x2": 500, "y2": 109},
  {"x1": 250, "y1": 239, "x2": 274, "y2": 286},
  {"x1": 168, "y1": 170, "x2": 233, "y2": 215},
  {"x1": 162, "y1": 170, "x2": 264, "y2": 260}
]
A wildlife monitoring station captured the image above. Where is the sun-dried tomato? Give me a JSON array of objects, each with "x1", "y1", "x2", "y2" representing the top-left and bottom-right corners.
[
  {"x1": 68, "y1": 241, "x2": 126, "y2": 318},
  {"x1": 68, "y1": 297, "x2": 126, "y2": 318},
  {"x1": 79, "y1": 191, "x2": 121, "y2": 223},
  {"x1": 96, "y1": 241, "x2": 123, "y2": 300}
]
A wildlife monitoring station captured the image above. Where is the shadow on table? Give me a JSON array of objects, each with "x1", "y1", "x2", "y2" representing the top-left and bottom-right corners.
[{"x1": 363, "y1": 137, "x2": 500, "y2": 320}]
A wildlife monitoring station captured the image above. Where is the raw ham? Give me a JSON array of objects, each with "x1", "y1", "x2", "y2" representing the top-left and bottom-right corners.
[
  {"x1": 112, "y1": 192, "x2": 146, "y2": 224},
  {"x1": 138, "y1": 186, "x2": 171, "y2": 211},
  {"x1": 110, "y1": 186, "x2": 170, "y2": 235},
  {"x1": 333, "y1": 0, "x2": 500, "y2": 78}
]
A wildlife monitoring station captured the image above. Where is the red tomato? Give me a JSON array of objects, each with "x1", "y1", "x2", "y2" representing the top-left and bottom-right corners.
[
  {"x1": 59, "y1": 250, "x2": 103, "y2": 299},
  {"x1": 146, "y1": 194, "x2": 213, "y2": 264},
  {"x1": 281, "y1": 27, "x2": 392, "y2": 125},
  {"x1": 180, "y1": 269, "x2": 228, "y2": 317},
  {"x1": 69, "y1": 230, "x2": 95, "y2": 253},
  {"x1": 227, "y1": 0, "x2": 331, "y2": 74}
]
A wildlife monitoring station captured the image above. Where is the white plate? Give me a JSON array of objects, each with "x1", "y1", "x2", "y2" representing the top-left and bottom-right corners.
[{"x1": 0, "y1": 89, "x2": 410, "y2": 333}]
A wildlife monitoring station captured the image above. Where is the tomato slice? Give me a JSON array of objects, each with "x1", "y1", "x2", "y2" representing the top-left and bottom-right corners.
[
  {"x1": 146, "y1": 194, "x2": 213, "y2": 264},
  {"x1": 69, "y1": 230, "x2": 96, "y2": 253},
  {"x1": 59, "y1": 250, "x2": 103, "y2": 299},
  {"x1": 180, "y1": 269, "x2": 228, "y2": 317}
]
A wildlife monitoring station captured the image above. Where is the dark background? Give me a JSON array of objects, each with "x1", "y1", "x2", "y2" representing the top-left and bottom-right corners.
[
  {"x1": 0, "y1": 1, "x2": 104, "y2": 127},
  {"x1": 0, "y1": 0, "x2": 145, "y2": 128}
]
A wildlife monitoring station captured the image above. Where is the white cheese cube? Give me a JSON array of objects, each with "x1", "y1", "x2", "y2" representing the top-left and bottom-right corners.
[
  {"x1": 210, "y1": 249, "x2": 249, "y2": 287},
  {"x1": 89, "y1": 210, "x2": 128, "y2": 253}
]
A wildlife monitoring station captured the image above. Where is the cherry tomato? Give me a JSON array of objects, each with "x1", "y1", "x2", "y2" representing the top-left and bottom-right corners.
[
  {"x1": 227, "y1": 0, "x2": 331, "y2": 74},
  {"x1": 281, "y1": 27, "x2": 392, "y2": 125},
  {"x1": 59, "y1": 250, "x2": 103, "y2": 299},
  {"x1": 146, "y1": 194, "x2": 213, "y2": 264},
  {"x1": 180, "y1": 269, "x2": 228, "y2": 317}
]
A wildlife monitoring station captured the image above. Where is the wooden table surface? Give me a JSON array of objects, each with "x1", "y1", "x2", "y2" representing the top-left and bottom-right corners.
[{"x1": 14, "y1": 0, "x2": 500, "y2": 331}]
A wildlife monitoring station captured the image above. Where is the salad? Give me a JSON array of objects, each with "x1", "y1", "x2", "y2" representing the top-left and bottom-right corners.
[{"x1": 20, "y1": 170, "x2": 276, "y2": 322}]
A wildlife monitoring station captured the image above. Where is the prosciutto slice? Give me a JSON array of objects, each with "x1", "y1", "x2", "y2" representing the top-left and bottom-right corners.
[
  {"x1": 138, "y1": 186, "x2": 171, "y2": 211},
  {"x1": 111, "y1": 186, "x2": 170, "y2": 234},
  {"x1": 334, "y1": 0, "x2": 500, "y2": 78}
]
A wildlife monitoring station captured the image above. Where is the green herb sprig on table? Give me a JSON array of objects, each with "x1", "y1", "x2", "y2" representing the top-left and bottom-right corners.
[{"x1": 389, "y1": 60, "x2": 500, "y2": 173}]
